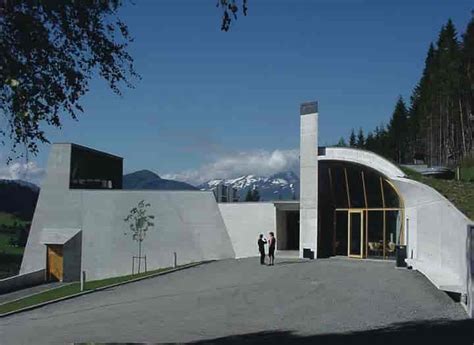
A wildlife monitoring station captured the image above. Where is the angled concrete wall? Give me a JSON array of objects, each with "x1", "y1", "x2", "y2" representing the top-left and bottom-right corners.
[
  {"x1": 21, "y1": 143, "x2": 236, "y2": 281},
  {"x1": 218, "y1": 203, "x2": 276, "y2": 258},
  {"x1": 393, "y1": 177, "x2": 473, "y2": 295}
]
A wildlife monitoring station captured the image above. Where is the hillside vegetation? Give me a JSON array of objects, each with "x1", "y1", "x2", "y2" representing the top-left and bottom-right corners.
[{"x1": 402, "y1": 167, "x2": 474, "y2": 220}]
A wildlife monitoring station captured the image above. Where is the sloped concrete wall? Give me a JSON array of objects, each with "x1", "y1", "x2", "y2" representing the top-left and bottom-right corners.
[
  {"x1": 393, "y1": 177, "x2": 473, "y2": 294},
  {"x1": 21, "y1": 144, "x2": 236, "y2": 281},
  {"x1": 218, "y1": 203, "x2": 276, "y2": 258},
  {"x1": 20, "y1": 144, "x2": 82, "y2": 275},
  {"x1": 80, "y1": 190, "x2": 235, "y2": 280}
]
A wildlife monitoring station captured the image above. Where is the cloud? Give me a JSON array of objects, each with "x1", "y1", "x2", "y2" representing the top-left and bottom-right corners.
[
  {"x1": 162, "y1": 149, "x2": 299, "y2": 186},
  {"x1": 0, "y1": 161, "x2": 46, "y2": 185}
]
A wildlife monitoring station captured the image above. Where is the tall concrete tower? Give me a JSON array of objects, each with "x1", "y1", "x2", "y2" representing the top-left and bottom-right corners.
[{"x1": 299, "y1": 101, "x2": 318, "y2": 259}]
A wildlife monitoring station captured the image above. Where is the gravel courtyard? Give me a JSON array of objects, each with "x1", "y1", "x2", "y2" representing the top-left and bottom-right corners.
[{"x1": 0, "y1": 257, "x2": 471, "y2": 344}]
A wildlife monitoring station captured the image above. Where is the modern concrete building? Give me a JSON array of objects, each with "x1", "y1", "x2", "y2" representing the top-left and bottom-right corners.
[{"x1": 18, "y1": 102, "x2": 474, "y2": 315}]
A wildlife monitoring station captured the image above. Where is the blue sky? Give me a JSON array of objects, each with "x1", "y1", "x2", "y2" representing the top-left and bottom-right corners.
[{"x1": 1, "y1": 0, "x2": 473, "y2": 185}]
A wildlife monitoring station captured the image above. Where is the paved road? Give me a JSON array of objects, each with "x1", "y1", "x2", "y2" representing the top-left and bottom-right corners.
[{"x1": 0, "y1": 258, "x2": 470, "y2": 344}]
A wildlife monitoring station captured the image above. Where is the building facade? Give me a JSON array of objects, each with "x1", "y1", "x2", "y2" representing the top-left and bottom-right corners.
[{"x1": 20, "y1": 102, "x2": 474, "y2": 315}]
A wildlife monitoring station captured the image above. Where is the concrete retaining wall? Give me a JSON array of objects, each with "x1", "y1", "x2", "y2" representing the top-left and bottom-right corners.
[
  {"x1": 0, "y1": 269, "x2": 45, "y2": 294},
  {"x1": 393, "y1": 177, "x2": 473, "y2": 294},
  {"x1": 218, "y1": 203, "x2": 276, "y2": 258}
]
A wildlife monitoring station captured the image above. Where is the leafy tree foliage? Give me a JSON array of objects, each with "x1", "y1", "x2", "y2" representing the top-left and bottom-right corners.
[
  {"x1": 217, "y1": 0, "x2": 248, "y2": 32},
  {"x1": 0, "y1": 0, "x2": 138, "y2": 161}
]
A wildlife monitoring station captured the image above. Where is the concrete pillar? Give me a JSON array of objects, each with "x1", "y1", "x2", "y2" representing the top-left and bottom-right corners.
[{"x1": 299, "y1": 101, "x2": 318, "y2": 259}]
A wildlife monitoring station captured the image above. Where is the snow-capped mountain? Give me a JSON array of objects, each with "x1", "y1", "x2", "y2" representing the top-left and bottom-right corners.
[{"x1": 197, "y1": 171, "x2": 300, "y2": 201}]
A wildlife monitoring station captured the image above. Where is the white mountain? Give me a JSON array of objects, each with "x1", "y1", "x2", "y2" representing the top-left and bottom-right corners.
[{"x1": 197, "y1": 171, "x2": 300, "y2": 201}]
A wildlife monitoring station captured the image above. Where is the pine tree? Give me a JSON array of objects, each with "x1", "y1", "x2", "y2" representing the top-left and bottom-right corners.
[
  {"x1": 335, "y1": 137, "x2": 347, "y2": 147},
  {"x1": 365, "y1": 132, "x2": 375, "y2": 151},
  {"x1": 356, "y1": 128, "x2": 365, "y2": 148},
  {"x1": 388, "y1": 97, "x2": 409, "y2": 163},
  {"x1": 244, "y1": 189, "x2": 253, "y2": 202},
  {"x1": 251, "y1": 188, "x2": 260, "y2": 202},
  {"x1": 349, "y1": 129, "x2": 357, "y2": 147}
]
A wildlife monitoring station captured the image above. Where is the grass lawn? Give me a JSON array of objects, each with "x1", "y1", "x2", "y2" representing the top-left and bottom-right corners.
[
  {"x1": 402, "y1": 167, "x2": 474, "y2": 220},
  {"x1": 0, "y1": 264, "x2": 194, "y2": 315}
]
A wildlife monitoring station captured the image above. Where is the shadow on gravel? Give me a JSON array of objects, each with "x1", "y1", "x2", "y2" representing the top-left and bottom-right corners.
[{"x1": 190, "y1": 318, "x2": 474, "y2": 344}]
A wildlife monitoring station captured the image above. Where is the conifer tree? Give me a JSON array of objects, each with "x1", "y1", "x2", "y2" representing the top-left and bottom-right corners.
[
  {"x1": 388, "y1": 97, "x2": 409, "y2": 163},
  {"x1": 349, "y1": 129, "x2": 357, "y2": 147},
  {"x1": 356, "y1": 128, "x2": 365, "y2": 148}
]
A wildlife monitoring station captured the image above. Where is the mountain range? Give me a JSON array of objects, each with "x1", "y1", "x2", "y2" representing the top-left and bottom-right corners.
[
  {"x1": 122, "y1": 170, "x2": 197, "y2": 190},
  {"x1": 197, "y1": 171, "x2": 300, "y2": 201}
]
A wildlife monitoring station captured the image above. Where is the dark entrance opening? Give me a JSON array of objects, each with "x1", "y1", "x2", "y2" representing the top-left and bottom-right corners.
[
  {"x1": 285, "y1": 211, "x2": 299, "y2": 250},
  {"x1": 275, "y1": 202, "x2": 300, "y2": 251}
]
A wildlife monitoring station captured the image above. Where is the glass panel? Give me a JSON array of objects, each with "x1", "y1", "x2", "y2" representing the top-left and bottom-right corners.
[
  {"x1": 385, "y1": 211, "x2": 401, "y2": 259},
  {"x1": 347, "y1": 167, "x2": 365, "y2": 208},
  {"x1": 364, "y1": 170, "x2": 383, "y2": 208},
  {"x1": 367, "y1": 211, "x2": 384, "y2": 259},
  {"x1": 383, "y1": 179, "x2": 400, "y2": 208},
  {"x1": 335, "y1": 211, "x2": 348, "y2": 255},
  {"x1": 349, "y1": 212, "x2": 362, "y2": 256},
  {"x1": 333, "y1": 166, "x2": 349, "y2": 208}
]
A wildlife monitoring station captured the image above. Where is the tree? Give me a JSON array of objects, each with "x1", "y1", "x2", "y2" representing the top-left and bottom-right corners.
[
  {"x1": 356, "y1": 128, "x2": 365, "y2": 148},
  {"x1": 0, "y1": 1, "x2": 250, "y2": 161},
  {"x1": 251, "y1": 188, "x2": 260, "y2": 202},
  {"x1": 335, "y1": 137, "x2": 347, "y2": 147},
  {"x1": 217, "y1": 0, "x2": 248, "y2": 31},
  {"x1": 365, "y1": 131, "x2": 375, "y2": 151},
  {"x1": 387, "y1": 97, "x2": 409, "y2": 163},
  {"x1": 349, "y1": 129, "x2": 357, "y2": 147},
  {"x1": 124, "y1": 200, "x2": 155, "y2": 274},
  {"x1": 0, "y1": 1, "x2": 139, "y2": 161},
  {"x1": 244, "y1": 189, "x2": 253, "y2": 201},
  {"x1": 244, "y1": 187, "x2": 260, "y2": 201}
]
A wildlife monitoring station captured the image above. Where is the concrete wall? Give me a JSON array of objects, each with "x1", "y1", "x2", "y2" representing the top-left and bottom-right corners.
[
  {"x1": 218, "y1": 203, "x2": 276, "y2": 258},
  {"x1": 79, "y1": 190, "x2": 235, "y2": 280},
  {"x1": 393, "y1": 177, "x2": 473, "y2": 294},
  {"x1": 320, "y1": 147, "x2": 406, "y2": 179},
  {"x1": 63, "y1": 232, "x2": 82, "y2": 282},
  {"x1": 0, "y1": 269, "x2": 45, "y2": 294},
  {"x1": 21, "y1": 143, "x2": 236, "y2": 281},
  {"x1": 299, "y1": 104, "x2": 318, "y2": 259},
  {"x1": 468, "y1": 225, "x2": 474, "y2": 317}
]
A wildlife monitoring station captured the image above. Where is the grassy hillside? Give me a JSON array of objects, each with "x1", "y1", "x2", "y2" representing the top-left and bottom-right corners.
[
  {"x1": 0, "y1": 212, "x2": 29, "y2": 279},
  {"x1": 401, "y1": 167, "x2": 474, "y2": 220}
]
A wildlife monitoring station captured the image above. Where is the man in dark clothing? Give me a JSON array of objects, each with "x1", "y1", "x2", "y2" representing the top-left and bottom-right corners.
[{"x1": 258, "y1": 234, "x2": 267, "y2": 265}]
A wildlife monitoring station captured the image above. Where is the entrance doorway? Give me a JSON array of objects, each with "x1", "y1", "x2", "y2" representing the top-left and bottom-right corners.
[
  {"x1": 348, "y1": 210, "x2": 363, "y2": 258},
  {"x1": 47, "y1": 244, "x2": 64, "y2": 281},
  {"x1": 274, "y1": 201, "x2": 300, "y2": 252}
]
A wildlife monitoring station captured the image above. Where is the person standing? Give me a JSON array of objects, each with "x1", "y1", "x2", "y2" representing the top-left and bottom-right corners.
[
  {"x1": 258, "y1": 234, "x2": 267, "y2": 265},
  {"x1": 268, "y1": 232, "x2": 276, "y2": 266}
]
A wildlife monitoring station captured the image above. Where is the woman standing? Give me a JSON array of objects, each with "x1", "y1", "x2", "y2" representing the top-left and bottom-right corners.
[{"x1": 268, "y1": 232, "x2": 276, "y2": 266}]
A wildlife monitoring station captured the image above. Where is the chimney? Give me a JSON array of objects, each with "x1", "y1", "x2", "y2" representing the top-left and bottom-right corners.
[{"x1": 299, "y1": 101, "x2": 318, "y2": 259}]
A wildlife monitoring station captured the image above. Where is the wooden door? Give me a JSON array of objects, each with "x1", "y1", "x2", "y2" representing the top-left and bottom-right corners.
[{"x1": 47, "y1": 245, "x2": 64, "y2": 281}]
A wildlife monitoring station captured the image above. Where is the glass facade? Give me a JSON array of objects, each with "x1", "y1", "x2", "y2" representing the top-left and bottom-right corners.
[{"x1": 318, "y1": 161, "x2": 403, "y2": 260}]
